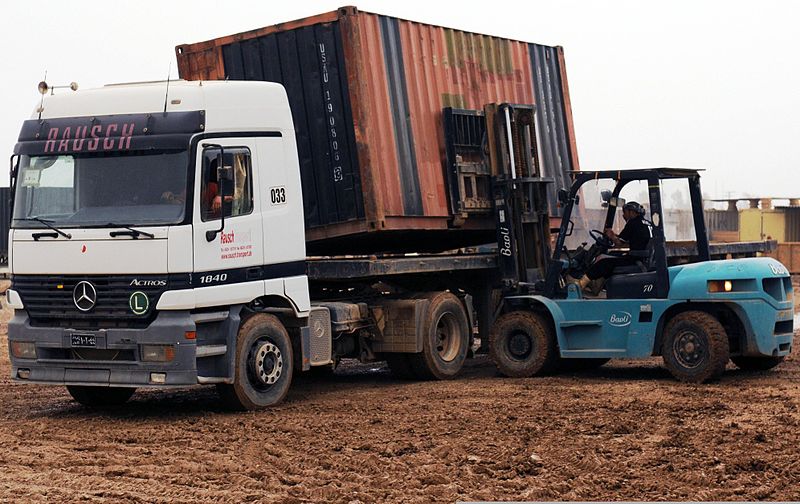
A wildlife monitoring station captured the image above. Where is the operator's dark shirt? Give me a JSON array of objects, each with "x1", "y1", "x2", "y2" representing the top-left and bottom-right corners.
[{"x1": 618, "y1": 216, "x2": 651, "y2": 251}]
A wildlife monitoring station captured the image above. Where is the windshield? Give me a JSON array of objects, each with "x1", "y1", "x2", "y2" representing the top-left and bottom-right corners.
[
  {"x1": 12, "y1": 150, "x2": 189, "y2": 228},
  {"x1": 563, "y1": 178, "x2": 652, "y2": 250}
]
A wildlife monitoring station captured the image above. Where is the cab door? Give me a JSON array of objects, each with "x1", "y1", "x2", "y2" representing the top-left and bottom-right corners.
[{"x1": 192, "y1": 140, "x2": 264, "y2": 300}]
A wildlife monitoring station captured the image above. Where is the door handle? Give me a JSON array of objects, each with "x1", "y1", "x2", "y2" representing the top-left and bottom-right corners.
[{"x1": 246, "y1": 267, "x2": 263, "y2": 280}]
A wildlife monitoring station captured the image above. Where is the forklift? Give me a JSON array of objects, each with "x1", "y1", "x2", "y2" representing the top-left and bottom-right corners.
[{"x1": 486, "y1": 104, "x2": 794, "y2": 383}]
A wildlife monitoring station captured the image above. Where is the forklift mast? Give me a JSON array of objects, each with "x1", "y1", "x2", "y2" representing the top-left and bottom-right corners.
[{"x1": 487, "y1": 104, "x2": 553, "y2": 294}]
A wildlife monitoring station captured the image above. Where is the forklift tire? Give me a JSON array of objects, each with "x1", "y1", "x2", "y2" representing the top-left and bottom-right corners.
[
  {"x1": 217, "y1": 313, "x2": 293, "y2": 410},
  {"x1": 490, "y1": 311, "x2": 558, "y2": 378},
  {"x1": 662, "y1": 311, "x2": 729, "y2": 383},
  {"x1": 66, "y1": 386, "x2": 136, "y2": 407},
  {"x1": 406, "y1": 292, "x2": 470, "y2": 380},
  {"x1": 731, "y1": 356, "x2": 785, "y2": 371}
]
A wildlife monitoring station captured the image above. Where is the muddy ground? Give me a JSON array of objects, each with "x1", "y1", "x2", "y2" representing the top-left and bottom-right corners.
[{"x1": 0, "y1": 296, "x2": 799, "y2": 502}]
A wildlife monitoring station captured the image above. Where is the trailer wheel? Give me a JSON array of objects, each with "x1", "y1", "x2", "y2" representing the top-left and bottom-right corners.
[
  {"x1": 490, "y1": 311, "x2": 557, "y2": 377},
  {"x1": 217, "y1": 313, "x2": 293, "y2": 410},
  {"x1": 662, "y1": 311, "x2": 729, "y2": 383},
  {"x1": 66, "y1": 386, "x2": 135, "y2": 407},
  {"x1": 407, "y1": 292, "x2": 470, "y2": 380},
  {"x1": 731, "y1": 355, "x2": 785, "y2": 371}
]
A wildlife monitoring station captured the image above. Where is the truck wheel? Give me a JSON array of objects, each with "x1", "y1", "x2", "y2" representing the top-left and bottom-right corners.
[
  {"x1": 490, "y1": 311, "x2": 557, "y2": 377},
  {"x1": 407, "y1": 292, "x2": 470, "y2": 380},
  {"x1": 662, "y1": 311, "x2": 729, "y2": 383},
  {"x1": 66, "y1": 386, "x2": 135, "y2": 407},
  {"x1": 217, "y1": 313, "x2": 293, "y2": 410},
  {"x1": 731, "y1": 356, "x2": 785, "y2": 371}
]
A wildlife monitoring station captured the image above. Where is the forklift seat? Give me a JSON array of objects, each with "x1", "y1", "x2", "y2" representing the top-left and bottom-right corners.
[{"x1": 611, "y1": 240, "x2": 655, "y2": 275}]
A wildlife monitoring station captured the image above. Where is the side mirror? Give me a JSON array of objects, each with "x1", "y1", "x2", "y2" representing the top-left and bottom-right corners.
[
  {"x1": 600, "y1": 190, "x2": 612, "y2": 203},
  {"x1": 217, "y1": 165, "x2": 233, "y2": 181},
  {"x1": 557, "y1": 188, "x2": 569, "y2": 205},
  {"x1": 202, "y1": 143, "x2": 227, "y2": 242}
]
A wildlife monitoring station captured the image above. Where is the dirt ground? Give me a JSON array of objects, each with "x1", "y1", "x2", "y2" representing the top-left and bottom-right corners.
[{"x1": 0, "y1": 292, "x2": 799, "y2": 502}]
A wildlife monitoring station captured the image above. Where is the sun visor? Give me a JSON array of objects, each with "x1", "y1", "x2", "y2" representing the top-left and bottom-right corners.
[{"x1": 15, "y1": 110, "x2": 205, "y2": 155}]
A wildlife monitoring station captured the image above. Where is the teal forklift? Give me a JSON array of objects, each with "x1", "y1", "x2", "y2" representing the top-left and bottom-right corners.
[{"x1": 485, "y1": 105, "x2": 794, "y2": 383}]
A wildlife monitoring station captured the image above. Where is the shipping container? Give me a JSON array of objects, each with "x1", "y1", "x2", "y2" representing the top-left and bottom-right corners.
[{"x1": 176, "y1": 6, "x2": 579, "y2": 254}]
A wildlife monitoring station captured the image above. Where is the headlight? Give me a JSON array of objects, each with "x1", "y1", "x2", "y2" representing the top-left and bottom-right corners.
[
  {"x1": 708, "y1": 280, "x2": 733, "y2": 293},
  {"x1": 141, "y1": 345, "x2": 175, "y2": 362},
  {"x1": 10, "y1": 341, "x2": 37, "y2": 359}
]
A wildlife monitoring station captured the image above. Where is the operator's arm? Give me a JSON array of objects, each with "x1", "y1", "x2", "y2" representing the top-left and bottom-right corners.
[{"x1": 604, "y1": 227, "x2": 627, "y2": 248}]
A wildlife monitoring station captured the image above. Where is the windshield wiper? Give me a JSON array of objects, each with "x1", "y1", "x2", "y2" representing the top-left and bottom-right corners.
[
  {"x1": 107, "y1": 224, "x2": 155, "y2": 239},
  {"x1": 16, "y1": 217, "x2": 73, "y2": 240}
]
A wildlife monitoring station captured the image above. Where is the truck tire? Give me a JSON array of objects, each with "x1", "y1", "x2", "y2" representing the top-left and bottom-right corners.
[
  {"x1": 66, "y1": 386, "x2": 135, "y2": 407},
  {"x1": 662, "y1": 311, "x2": 729, "y2": 383},
  {"x1": 217, "y1": 313, "x2": 293, "y2": 410},
  {"x1": 731, "y1": 355, "x2": 785, "y2": 371},
  {"x1": 490, "y1": 311, "x2": 558, "y2": 377},
  {"x1": 406, "y1": 292, "x2": 470, "y2": 380}
]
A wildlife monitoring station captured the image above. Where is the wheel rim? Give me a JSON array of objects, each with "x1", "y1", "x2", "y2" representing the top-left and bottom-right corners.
[
  {"x1": 673, "y1": 329, "x2": 707, "y2": 369},
  {"x1": 435, "y1": 312, "x2": 461, "y2": 362},
  {"x1": 507, "y1": 330, "x2": 533, "y2": 361},
  {"x1": 247, "y1": 338, "x2": 283, "y2": 390}
]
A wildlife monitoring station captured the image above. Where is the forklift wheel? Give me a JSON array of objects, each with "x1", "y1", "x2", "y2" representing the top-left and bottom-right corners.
[
  {"x1": 662, "y1": 311, "x2": 729, "y2": 383},
  {"x1": 490, "y1": 311, "x2": 558, "y2": 378},
  {"x1": 731, "y1": 355, "x2": 785, "y2": 371}
]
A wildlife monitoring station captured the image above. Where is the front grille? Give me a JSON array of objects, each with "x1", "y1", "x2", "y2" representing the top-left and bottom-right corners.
[
  {"x1": 775, "y1": 320, "x2": 793, "y2": 335},
  {"x1": 13, "y1": 274, "x2": 188, "y2": 329}
]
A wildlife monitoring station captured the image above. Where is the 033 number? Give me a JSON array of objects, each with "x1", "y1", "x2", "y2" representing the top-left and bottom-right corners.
[{"x1": 270, "y1": 186, "x2": 286, "y2": 205}]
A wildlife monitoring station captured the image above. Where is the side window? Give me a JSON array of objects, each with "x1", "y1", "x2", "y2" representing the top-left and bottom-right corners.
[{"x1": 201, "y1": 147, "x2": 253, "y2": 221}]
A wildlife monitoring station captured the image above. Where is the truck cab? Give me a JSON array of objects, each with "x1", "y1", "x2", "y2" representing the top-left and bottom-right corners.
[{"x1": 7, "y1": 81, "x2": 312, "y2": 408}]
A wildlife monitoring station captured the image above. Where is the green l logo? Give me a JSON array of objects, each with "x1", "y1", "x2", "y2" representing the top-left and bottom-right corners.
[{"x1": 129, "y1": 291, "x2": 149, "y2": 315}]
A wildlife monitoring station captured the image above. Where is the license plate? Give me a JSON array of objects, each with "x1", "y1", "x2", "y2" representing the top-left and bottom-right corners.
[{"x1": 71, "y1": 334, "x2": 96, "y2": 348}]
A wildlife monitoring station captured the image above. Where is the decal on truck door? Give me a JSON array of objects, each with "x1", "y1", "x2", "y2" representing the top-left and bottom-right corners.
[{"x1": 269, "y1": 186, "x2": 287, "y2": 205}]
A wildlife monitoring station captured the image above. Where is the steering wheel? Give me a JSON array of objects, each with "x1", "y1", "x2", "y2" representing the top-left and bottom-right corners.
[{"x1": 589, "y1": 229, "x2": 614, "y2": 249}]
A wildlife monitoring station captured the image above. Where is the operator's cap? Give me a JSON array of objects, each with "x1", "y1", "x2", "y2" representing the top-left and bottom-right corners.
[{"x1": 623, "y1": 201, "x2": 646, "y2": 215}]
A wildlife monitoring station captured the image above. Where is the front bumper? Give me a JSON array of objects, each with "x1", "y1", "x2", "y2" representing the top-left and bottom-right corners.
[{"x1": 7, "y1": 310, "x2": 198, "y2": 387}]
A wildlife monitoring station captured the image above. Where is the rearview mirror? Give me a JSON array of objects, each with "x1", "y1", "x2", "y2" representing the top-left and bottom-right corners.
[
  {"x1": 600, "y1": 189, "x2": 612, "y2": 203},
  {"x1": 557, "y1": 188, "x2": 569, "y2": 205}
]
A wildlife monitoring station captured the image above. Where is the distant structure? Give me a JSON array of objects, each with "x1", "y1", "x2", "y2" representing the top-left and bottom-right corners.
[{"x1": 706, "y1": 197, "x2": 800, "y2": 272}]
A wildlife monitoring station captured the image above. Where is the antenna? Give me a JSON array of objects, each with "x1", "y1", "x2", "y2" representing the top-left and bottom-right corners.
[{"x1": 163, "y1": 61, "x2": 172, "y2": 113}]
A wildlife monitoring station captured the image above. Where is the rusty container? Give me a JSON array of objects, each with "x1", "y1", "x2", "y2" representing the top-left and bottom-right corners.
[{"x1": 176, "y1": 6, "x2": 579, "y2": 254}]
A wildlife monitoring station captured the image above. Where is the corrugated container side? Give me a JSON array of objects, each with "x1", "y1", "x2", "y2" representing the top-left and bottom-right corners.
[{"x1": 176, "y1": 6, "x2": 580, "y2": 252}]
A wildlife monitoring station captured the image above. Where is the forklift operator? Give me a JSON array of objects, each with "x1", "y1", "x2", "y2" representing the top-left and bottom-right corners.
[{"x1": 576, "y1": 201, "x2": 651, "y2": 292}]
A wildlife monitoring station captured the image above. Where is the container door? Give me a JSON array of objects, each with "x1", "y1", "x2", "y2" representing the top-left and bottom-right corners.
[{"x1": 193, "y1": 140, "x2": 264, "y2": 286}]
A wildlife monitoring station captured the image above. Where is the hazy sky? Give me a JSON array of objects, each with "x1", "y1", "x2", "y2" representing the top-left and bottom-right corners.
[{"x1": 3, "y1": 0, "x2": 798, "y2": 199}]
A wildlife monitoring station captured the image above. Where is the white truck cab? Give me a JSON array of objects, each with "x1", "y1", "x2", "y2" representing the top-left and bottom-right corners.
[{"x1": 7, "y1": 81, "x2": 316, "y2": 408}]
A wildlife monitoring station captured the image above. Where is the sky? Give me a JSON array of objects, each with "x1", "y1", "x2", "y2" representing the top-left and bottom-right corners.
[{"x1": 3, "y1": 0, "x2": 799, "y2": 200}]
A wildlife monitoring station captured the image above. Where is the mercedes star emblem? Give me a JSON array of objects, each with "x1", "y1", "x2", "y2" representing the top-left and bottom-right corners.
[{"x1": 73, "y1": 281, "x2": 97, "y2": 312}]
